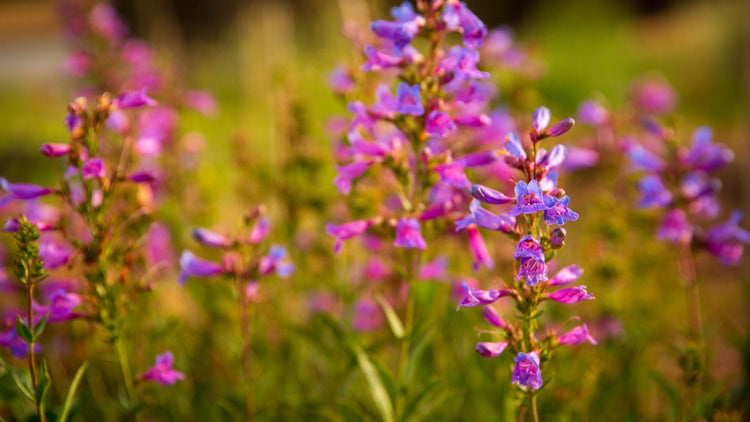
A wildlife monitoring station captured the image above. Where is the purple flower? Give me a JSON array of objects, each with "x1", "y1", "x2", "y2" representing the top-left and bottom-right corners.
[
  {"x1": 558, "y1": 324, "x2": 597, "y2": 346},
  {"x1": 638, "y1": 175, "x2": 672, "y2": 208},
  {"x1": 82, "y1": 158, "x2": 106, "y2": 179},
  {"x1": 657, "y1": 209, "x2": 692, "y2": 244},
  {"x1": 33, "y1": 289, "x2": 82, "y2": 323},
  {"x1": 508, "y1": 180, "x2": 548, "y2": 217},
  {"x1": 40, "y1": 237, "x2": 72, "y2": 270},
  {"x1": 543, "y1": 195, "x2": 579, "y2": 225},
  {"x1": 128, "y1": 171, "x2": 157, "y2": 183},
  {"x1": 442, "y1": 1, "x2": 487, "y2": 48},
  {"x1": 628, "y1": 144, "x2": 665, "y2": 172},
  {"x1": 548, "y1": 286, "x2": 595, "y2": 304},
  {"x1": 513, "y1": 235, "x2": 544, "y2": 261},
  {"x1": 326, "y1": 219, "x2": 372, "y2": 253},
  {"x1": 0, "y1": 323, "x2": 41, "y2": 358},
  {"x1": 681, "y1": 126, "x2": 734, "y2": 171},
  {"x1": 550, "y1": 227, "x2": 567, "y2": 247},
  {"x1": 482, "y1": 306, "x2": 507, "y2": 329},
  {"x1": 334, "y1": 161, "x2": 373, "y2": 195},
  {"x1": 631, "y1": 76, "x2": 677, "y2": 115},
  {"x1": 504, "y1": 132, "x2": 526, "y2": 159},
  {"x1": 371, "y1": 17, "x2": 423, "y2": 49},
  {"x1": 547, "y1": 118, "x2": 575, "y2": 137},
  {"x1": 515, "y1": 256, "x2": 547, "y2": 286},
  {"x1": 547, "y1": 265, "x2": 583, "y2": 287},
  {"x1": 329, "y1": 65, "x2": 355, "y2": 95},
  {"x1": 470, "y1": 184, "x2": 513, "y2": 205},
  {"x1": 192, "y1": 228, "x2": 232, "y2": 248},
  {"x1": 425, "y1": 110, "x2": 456, "y2": 138},
  {"x1": 456, "y1": 281, "x2": 510, "y2": 310},
  {"x1": 537, "y1": 145, "x2": 567, "y2": 171},
  {"x1": 394, "y1": 218, "x2": 426, "y2": 250},
  {"x1": 89, "y1": 3, "x2": 128, "y2": 43},
  {"x1": 435, "y1": 161, "x2": 470, "y2": 189},
  {"x1": 178, "y1": 251, "x2": 224, "y2": 284},
  {"x1": 532, "y1": 106, "x2": 551, "y2": 133},
  {"x1": 0, "y1": 178, "x2": 52, "y2": 205},
  {"x1": 39, "y1": 143, "x2": 72, "y2": 157},
  {"x1": 138, "y1": 352, "x2": 184, "y2": 386},
  {"x1": 391, "y1": 1, "x2": 417, "y2": 21},
  {"x1": 435, "y1": 46, "x2": 489, "y2": 81},
  {"x1": 258, "y1": 245, "x2": 295, "y2": 278},
  {"x1": 476, "y1": 341, "x2": 509, "y2": 357},
  {"x1": 418, "y1": 257, "x2": 447, "y2": 280},
  {"x1": 113, "y1": 88, "x2": 157, "y2": 109},
  {"x1": 248, "y1": 217, "x2": 271, "y2": 244},
  {"x1": 577, "y1": 100, "x2": 609, "y2": 126},
  {"x1": 561, "y1": 146, "x2": 599, "y2": 171},
  {"x1": 352, "y1": 299, "x2": 385, "y2": 332},
  {"x1": 455, "y1": 199, "x2": 516, "y2": 233},
  {"x1": 705, "y1": 210, "x2": 750, "y2": 266},
  {"x1": 396, "y1": 83, "x2": 424, "y2": 115},
  {"x1": 467, "y1": 225, "x2": 493, "y2": 271},
  {"x1": 512, "y1": 351, "x2": 542, "y2": 390},
  {"x1": 362, "y1": 45, "x2": 405, "y2": 72}
]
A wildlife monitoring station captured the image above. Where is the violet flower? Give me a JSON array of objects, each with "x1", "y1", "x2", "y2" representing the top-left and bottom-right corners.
[
  {"x1": 513, "y1": 235, "x2": 544, "y2": 261},
  {"x1": 482, "y1": 306, "x2": 507, "y2": 329},
  {"x1": 82, "y1": 158, "x2": 106, "y2": 179},
  {"x1": 394, "y1": 218, "x2": 427, "y2": 250},
  {"x1": 558, "y1": 324, "x2": 597, "y2": 346},
  {"x1": 514, "y1": 256, "x2": 547, "y2": 286},
  {"x1": 334, "y1": 161, "x2": 373, "y2": 195},
  {"x1": 138, "y1": 351, "x2": 184, "y2": 386},
  {"x1": 476, "y1": 341, "x2": 509, "y2": 357},
  {"x1": 248, "y1": 217, "x2": 271, "y2": 244},
  {"x1": 0, "y1": 178, "x2": 53, "y2": 205},
  {"x1": 532, "y1": 106, "x2": 551, "y2": 133},
  {"x1": 258, "y1": 245, "x2": 295, "y2": 278},
  {"x1": 113, "y1": 88, "x2": 157, "y2": 109},
  {"x1": 469, "y1": 184, "x2": 513, "y2": 205},
  {"x1": 637, "y1": 175, "x2": 672, "y2": 209},
  {"x1": 192, "y1": 228, "x2": 232, "y2": 248},
  {"x1": 548, "y1": 286, "x2": 595, "y2": 304},
  {"x1": 508, "y1": 180, "x2": 547, "y2": 217},
  {"x1": 32, "y1": 289, "x2": 82, "y2": 323},
  {"x1": 39, "y1": 143, "x2": 72, "y2": 157},
  {"x1": 455, "y1": 199, "x2": 515, "y2": 233},
  {"x1": 577, "y1": 100, "x2": 609, "y2": 126},
  {"x1": 178, "y1": 251, "x2": 224, "y2": 284},
  {"x1": 442, "y1": 0, "x2": 487, "y2": 48},
  {"x1": 326, "y1": 219, "x2": 373, "y2": 253},
  {"x1": 681, "y1": 126, "x2": 734, "y2": 172},
  {"x1": 425, "y1": 110, "x2": 456, "y2": 138},
  {"x1": 504, "y1": 132, "x2": 526, "y2": 159},
  {"x1": 435, "y1": 161, "x2": 470, "y2": 189},
  {"x1": 656, "y1": 209, "x2": 692, "y2": 244},
  {"x1": 512, "y1": 351, "x2": 542, "y2": 390},
  {"x1": 543, "y1": 195, "x2": 579, "y2": 225},
  {"x1": 456, "y1": 281, "x2": 510, "y2": 310},
  {"x1": 547, "y1": 265, "x2": 583, "y2": 287},
  {"x1": 705, "y1": 210, "x2": 750, "y2": 266},
  {"x1": 467, "y1": 225, "x2": 494, "y2": 271},
  {"x1": 352, "y1": 299, "x2": 385, "y2": 332}
]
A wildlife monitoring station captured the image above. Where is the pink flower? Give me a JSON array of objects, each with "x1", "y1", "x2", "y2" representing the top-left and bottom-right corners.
[{"x1": 138, "y1": 351, "x2": 184, "y2": 386}]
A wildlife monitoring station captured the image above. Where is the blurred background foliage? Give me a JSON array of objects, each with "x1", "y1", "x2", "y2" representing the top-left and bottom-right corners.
[{"x1": 0, "y1": 0, "x2": 748, "y2": 420}]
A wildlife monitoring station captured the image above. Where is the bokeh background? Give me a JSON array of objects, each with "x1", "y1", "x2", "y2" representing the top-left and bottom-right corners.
[{"x1": 0, "y1": 0, "x2": 748, "y2": 420}]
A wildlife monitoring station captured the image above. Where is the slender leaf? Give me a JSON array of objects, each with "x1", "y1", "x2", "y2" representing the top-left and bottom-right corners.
[
  {"x1": 15, "y1": 316, "x2": 32, "y2": 344},
  {"x1": 404, "y1": 329, "x2": 433, "y2": 385},
  {"x1": 35, "y1": 360, "x2": 51, "y2": 406},
  {"x1": 375, "y1": 294, "x2": 405, "y2": 339},
  {"x1": 352, "y1": 344, "x2": 394, "y2": 422},
  {"x1": 9, "y1": 366, "x2": 33, "y2": 401},
  {"x1": 59, "y1": 362, "x2": 88, "y2": 422},
  {"x1": 33, "y1": 314, "x2": 49, "y2": 341}
]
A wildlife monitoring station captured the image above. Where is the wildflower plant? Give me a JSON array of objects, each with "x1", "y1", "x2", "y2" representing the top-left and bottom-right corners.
[
  {"x1": 456, "y1": 106, "x2": 595, "y2": 420},
  {"x1": 179, "y1": 206, "x2": 293, "y2": 419}
]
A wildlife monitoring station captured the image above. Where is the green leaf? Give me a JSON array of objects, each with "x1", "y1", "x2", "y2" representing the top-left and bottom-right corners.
[
  {"x1": 35, "y1": 360, "x2": 51, "y2": 406},
  {"x1": 402, "y1": 380, "x2": 447, "y2": 422},
  {"x1": 352, "y1": 344, "x2": 394, "y2": 422},
  {"x1": 375, "y1": 294, "x2": 405, "y2": 339},
  {"x1": 15, "y1": 315, "x2": 33, "y2": 344},
  {"x1": 404, "y1": 328, "x2": 433, "y2": 385},
  {"x1": 59, "y1": 362, "x2": 88, "y2": 422},
  {"x1": 9, "y1": 366, "x2": 33, "y2": 401},
  {"x1": 33, "y1": 314, "x2": 49, "y2": 341}
]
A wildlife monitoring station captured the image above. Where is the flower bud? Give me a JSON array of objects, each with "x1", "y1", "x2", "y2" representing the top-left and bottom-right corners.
[{"x1": 550, "y1": 227, "x2": 567, "y2": 248}]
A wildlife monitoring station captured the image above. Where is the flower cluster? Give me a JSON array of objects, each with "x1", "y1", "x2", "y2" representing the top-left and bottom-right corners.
[
  {"x1": 626, "y1": 124, "x2": 748, "y2": 265},
  {"x1": 456, "y1": 107, "x2": 595, "y2": 392}
]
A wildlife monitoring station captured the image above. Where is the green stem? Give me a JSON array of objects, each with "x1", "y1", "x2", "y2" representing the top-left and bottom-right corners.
[
  {"x1": 677, "y1": 243, "x2": 703, "y2": 421},
  {"x1": 529, "y1": 392, "x2": 539, "y2": 422},
  {"x1": 114, "y1": 335, "x2": 137, "y2": 418},
  {"x1": 26, "y1": 282, "x2": 42, "y2": 422},
  {"x1": 395, "y1": 250, "x2": 419, "y2": 420},
  {"x1": 236, "y1": 273, "x2": 254, "y2": 420}
]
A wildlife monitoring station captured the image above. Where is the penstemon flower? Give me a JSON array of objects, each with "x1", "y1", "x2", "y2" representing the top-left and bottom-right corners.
[{"x1": 455, "y1": 106, "x2": 595, "y2": 418}]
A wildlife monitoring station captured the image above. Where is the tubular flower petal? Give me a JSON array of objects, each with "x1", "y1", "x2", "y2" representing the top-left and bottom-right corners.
[
  {"x1": 548, "y1": 286, "x2": 595, "y2": 304},
  {"x1": 178, "y1": 251, "x2": 224, "y2": 284},
  {"x1": 476, "y1": 341, "x2": 509, "y2": 357},
  {"x1": 512, "y1": 351, "x2": 542, "y2": 390},
  {"x1": 558, "y1": 324, "x2": 597, "y2": 346},
  {"x1": 138, "y1": 352, "x2": 184, "y2": 386},
  {"x1": 394, "y1": 218, "x2": 427, "y2": 250}
]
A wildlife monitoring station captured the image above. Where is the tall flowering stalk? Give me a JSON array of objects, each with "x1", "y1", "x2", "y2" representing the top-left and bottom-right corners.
[
  {"x1": 456, "y1": 107, "x2": 595, "y2": 421},
  {"x1": 179, "y1": 207, "x2": 293, "y2": 419},
  {"x1": 625, "y1": 122, "x2": 747, "y2": 418},
  {"x1": 326, "y1": 0, "x2": 520, "y2": 416}
]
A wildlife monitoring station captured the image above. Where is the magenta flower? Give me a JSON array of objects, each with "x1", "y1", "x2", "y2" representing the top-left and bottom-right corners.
[
  {"x1": 577, "y1": 100, "x2": 609, "y2": 126},
  {"x1": 482, "y1": 306, "x2": 507, "y2": 329},
  {"x1": 248, "y1": 217, "x2": 271, "y2": 244},
  {"x1": 0, "y1": 178, "x2": 52, "y2": 205},
  {"x1": 184, "y1": 90, "x2": 219, "y2": 117},
  {"x1": 638, "y1": 175, "x2": 672, "y2": 209},
  {"x1": 470, "y1": 184, "x2": 513, "y2": 205},
  {"x1": 456, "y1": 281, "x2": 510, "y2": 310},
  {"x1": 329, "y1": 65, "x2": 355, "y2": 95},
  {"x1": 394, "y1": 218, "x2": 426, "y2": 250},
  {"x1": 40, "y1": 237, "x2": 72, "y2": 270},
  {"x1": 39, "y1": 143, "x2": 72, "y2": 157},
  {"x1": 138, "y1": 351, "x2": 184, "y2": 386},
  {"x1": 192, "y1": 228, "x2": 232, "y2": 248},
  {"x1": 435, "y1": 161, "x2": 470, "y2": 189},
  {"x1": 455, "y1": 199, "x2": 515, "y2": 233},
  {"x1": 418, "y1": 257, "x2": 447, "y2": 280},
  {"x1": 657, "y1": 209, "x2": 692, "y2": 244},
  {"x1": 705, "y1": 210, "x2": 750, "y2": 266},
  {"x1": 334, "y1": 161, "x2": 373, "y2": 195},
  {"x1": 258, "y1": 245, "x2": 295, "y2": 278},
  {"x1": 425, "y1": 110, "x2": 456, "y2": 138},
  {"x1": 442, "y1": 1, "x2": 487, "y2": 48},
  {"x1": 514, "y1": 256, "x2": 547, "y2": 286},
  {"x1": 476, "y1": 341, "x2": 509, "y2": 357},
  {"x1": 178, "y1": 251, "x2": 224, "y2": 284},
  {"x1": 547, "y1": 265, "x2": 583, "y2": 287},
  {"x1": 512, "y1": 351, "x2": 542, "y2": 390},
  {"x1": 326, "y1": 219, "x2": 373, "y2": 253},
  {"x1": 681, "y1": 126, "x2": 734, "y2": 171},
  {"x1": 508, "y1": 180, "x2": 548, "y2": 217},
  {"x1": 362, "y1": 45, "x2": 405, "y2": 72},
  {"x1": 32, "y1": 289, "x2": 82, "y2": 323},
  {"x1": 467, "y1": 225, "x2": 493, "y2": 271},
  {"x1": 0, "y1": 322, "x2": 41, "y2": 358},
  {"x1": 513, "y1": 235, "x2": 544, "y2": 261},
  {"x1": 113, "y1": 88, "x2": 157, "y2": 109},
  {"x1": 548, "y1": 286, "x2": 595, "y2": 304},
  {"x1": 82, "y1": 158, "x2": 106, "y2": 179},
  {"x1": 631, "y1": 75, "x2": 677, "y2": 115},
  {"x1": 558, "y1": 324, "x2": 597, "y2": 346},
  {"x1": 352, "y1": 299, "x2": 385, "y2": 332}
]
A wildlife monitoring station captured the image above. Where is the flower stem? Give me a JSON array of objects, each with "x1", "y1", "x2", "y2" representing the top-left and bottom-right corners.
[
  {"x1": 529, "y1": 391, "x2": 540, "y2": 422},
  {"x1": 236, "y1": 274, "x2": 254, "y2": 420},
  {"x1": 677, "y1": 243, "x2": 703, "y2": 421},
  {"x1": 395, "y1": 249, "x2": 419, "y2": 420},
  {"x1": 114, "y1": 335, "x2": 137, "y2": 419},
  {"x1": 26, "y1": 281, "x2": 43, "y2": 422}
]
